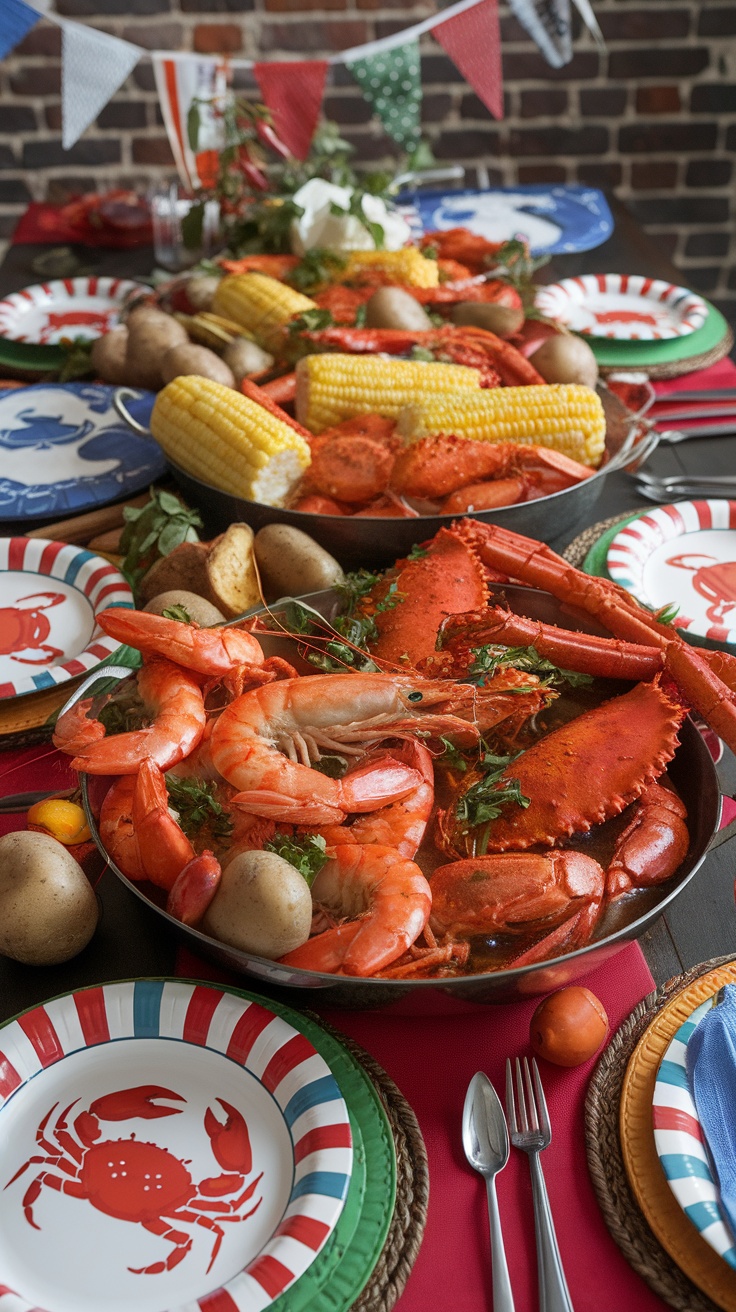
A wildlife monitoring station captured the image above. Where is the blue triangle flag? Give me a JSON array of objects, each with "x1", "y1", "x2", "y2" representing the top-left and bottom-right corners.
[{"x1": 0, "y1": 0, "x2": 41, "y2": 60}]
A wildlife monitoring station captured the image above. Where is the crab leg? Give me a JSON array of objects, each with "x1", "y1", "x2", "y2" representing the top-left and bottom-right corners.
[
  {"x1": 132, "y1": 1218, "x2": 192, "y2": 1273},
  {"x1": 440, "y1": 605, "x2": 664, "y2": 681},
  {"x1": 20, "y1": 1171, "x2": 85, "y2": 1228},
  {"x1": 457, "y1": 520, "x2": 736, "y2": 753}
]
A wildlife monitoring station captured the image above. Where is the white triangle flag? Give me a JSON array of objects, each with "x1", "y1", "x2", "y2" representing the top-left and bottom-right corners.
[
  {"x1": 61, "y1": 18, "x2": 141, "y2": 149},
  {"x1": 506, "y1": 0, "x2": 572, "y2": 67}
]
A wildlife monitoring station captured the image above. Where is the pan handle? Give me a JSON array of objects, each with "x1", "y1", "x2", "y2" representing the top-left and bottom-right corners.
[
  {"x1": 113, "y1": 388, "x2": 150, "y2": 435},
  {"x1": 57, "y1": 664, "x2": 135, "y2": 719}
]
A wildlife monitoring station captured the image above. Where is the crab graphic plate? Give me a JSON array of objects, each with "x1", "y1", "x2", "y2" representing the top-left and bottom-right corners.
[
  {"x1": 606, "y1": 500, "x2": 736, "y2": 652},
  {"x1": 0, "y1": 980, "x2": 355, "y2": 1312},
  {"x1": 535, "y1": 274, "x2": 708, "y2": 340},
  {"x1": 0, "y1": 382, "x2": 165, "y2": 522},
  {"x1": 396, "y1": 184, "x2": 614, "y2": 255},
  {"x1": 0, "y1": 276, "x2": 146, "y2": 345},
  {"x1": 0, "y1": 536, "x2": 133, "y2": 699}
]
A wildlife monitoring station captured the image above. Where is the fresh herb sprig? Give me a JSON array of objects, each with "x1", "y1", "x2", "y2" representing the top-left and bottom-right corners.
[
  {"x1": 119, "y1": 489, "x2": 202, "y2": 588},
  {"x1": 288, "y1": 249, "x2": 347, "y2": 295},
  {"x1": 165, "y1": 776, "x2": 234, "y2": 843},
  {"x1": 454, "y1": 751, "x2": 530, "y2": 855},
  {"x1": 467, "y1": 643, "x2": 593, "y2": 689},
  {"x1": 264, "y1": 832, "x2": 328, "y2": 886}
]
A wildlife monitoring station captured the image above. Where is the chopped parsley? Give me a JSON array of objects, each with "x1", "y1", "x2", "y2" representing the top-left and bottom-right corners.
[
  {"x1": 264, "y1": 832, "x2": 328, "y2": 887},
  {"x1": 454, "y1": 751, "x2": 530, "y2": 855},
  {"x1": 162, "y1": 604, "x2": 192, "y2": 623},
  {"x1": 165, "y1": 776, "x2": 233, "y2": 843},
  {"x1": 467, "y1": 643, "x2": 593, "y2": 689}
]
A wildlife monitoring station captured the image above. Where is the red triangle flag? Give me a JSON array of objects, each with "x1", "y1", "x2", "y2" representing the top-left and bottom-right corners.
[
  {"x1": 253, "y1": 60, "x2": 328, "y2": 162},
  {"x1": 433, "y1": 0, "x2": 503, "y2": 120}
]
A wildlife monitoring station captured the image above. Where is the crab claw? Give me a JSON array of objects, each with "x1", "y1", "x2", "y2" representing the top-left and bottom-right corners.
[
  {"x1": 88, "y1": 1085, "x2": 186, "y2": 1122},
  {"x1": 204, "y1": 1099, "x2": 252, "y2": 1174}
]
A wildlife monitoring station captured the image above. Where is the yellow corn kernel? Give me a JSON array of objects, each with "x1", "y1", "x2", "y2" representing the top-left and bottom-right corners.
[
  {"x1": 295, "y1": 353, "x2": 482, "y2": 434},
  {"x1": 397, "y1": 384, "x2": 606, "y2": 467},
  {"x1": 344, "y1": 248, "x2": 440, "y2": 288},
  {"x1": 151, "y1": 375, "x2": 311, "y2": 506},
  {"x1": 212, "y1": 273, "x2": 316, "y2": 347},
  {"x1": 27, "y1": 798, "x2": 91, "y2": 845}
]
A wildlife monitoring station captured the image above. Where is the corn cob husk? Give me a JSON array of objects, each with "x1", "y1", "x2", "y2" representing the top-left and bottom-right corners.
[
  {"x1": 397, "y1": 384, "x2": 607, "y2": 467},
  {"x1": 174, "y1": 312, "x2": 253, "y2": 349},
  {"x1": 212, "y1": 273, "x2": 316, "y2": 348},
  {"x1": 151, "y1": 375, "x2": 311, "y2": 506},
  {"x1": 344, "y1": 248, "x2": 440, "y2": 289},
  {"x1": 295, "y1": 353, "x2": 482, "y2": 434}
]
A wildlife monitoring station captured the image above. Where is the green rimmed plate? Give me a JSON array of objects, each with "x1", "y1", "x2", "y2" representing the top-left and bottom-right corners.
[{"x1": 585, "y1": 300, "x2": 730, "y2": 370}]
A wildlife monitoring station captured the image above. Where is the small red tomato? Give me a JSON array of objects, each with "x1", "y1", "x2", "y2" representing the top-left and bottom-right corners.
[{"x1": 530, "y1": 986, "x2": 609, "y2": 1067}]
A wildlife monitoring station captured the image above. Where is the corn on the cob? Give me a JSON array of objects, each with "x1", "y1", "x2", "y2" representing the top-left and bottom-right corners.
[
  {"x1": 295, "y1": 353, "x2": 482, "y2": 434},
  {"x1": 212, "y1": 273, "x2": 316, "y2": 347},
  {"x1": 151, "y1": 375, "x2": 311, "y2": 506},
  {"x1": 397, "y1": 384, "x2": 606, "y2": 467},
  {"x1": 344, "y1": 248, "x2": 440, "y2": 289}
]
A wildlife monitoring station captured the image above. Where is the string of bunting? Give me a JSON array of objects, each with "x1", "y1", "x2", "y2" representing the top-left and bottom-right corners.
[{"x1": 1, "y1": 0, "x2": 604, "y2": 165}]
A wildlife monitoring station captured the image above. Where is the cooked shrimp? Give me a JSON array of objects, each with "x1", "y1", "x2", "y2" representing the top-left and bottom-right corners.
[
  {"x1": 279, "y1": 844, "x2": 432, "y2": 976},
  {"x1": 52, "y1": 696, "x2": 106, "y2": 755},
  {"x1": 315, "y1": 741, "x2": 434, "y2": 858},
  {"x1": 96, "y1": 608, "x2": 266, "y2": 678},
  {"x1": 99, "y1": 758, "x2": 196, "y2": 890},
  {"x1": 64, "y1": 659, "x2": 206, "y2": 774},
  {"x1": 208, "y1": 673, "x2": 480, "y2": 825}
]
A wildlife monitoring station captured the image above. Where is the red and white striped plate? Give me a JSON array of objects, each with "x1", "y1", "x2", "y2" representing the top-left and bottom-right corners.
[
  {"x1": 0, "y1": 536, "x2": 133, "y2": 699},
  {"x1": 0, "y1": 276, "x2": 144, "y2": 345},
  {"x1": 535, "y1": 274, "x2": 709, "y2": 340},
  {"x1": 0, "y1": 980, "x2": 352, "y2": 1312},
  {"x1": 606, "y1": 500, "x2": 736, "y2": 649}
]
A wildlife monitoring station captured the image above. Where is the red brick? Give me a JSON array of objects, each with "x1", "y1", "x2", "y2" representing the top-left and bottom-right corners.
[
  {"x1": 699, "y1": 6, "x2": 736, "y2": 34},
  {"x1": 610, "y1": 47, "x2": 708, "y2": 78},
  {"x1": 580, "y1": 87, "x2": 627, "y2": 116},
  {"x1": 434, "y1": 128, "x2": 501, "y2": 158},
  {"x1": 508, "y1": 126, "x2": 608, "y2": 156},
  {"x1": 45, "y1": 104, "x2": 62, "y2": 131},
  {"x1": 577, "y1": 163, "x2": 623, "y2": 187},
  {"x1": 9, "y1": 64, "x2": 61, "y2": 96},
  {"x1": 686, "y1": 158, "x2": 732, "y2": 186},
  {"x1": 686, "y1": 232, "x2": 730, "y2": 257},
  {"x1": 680, "y1": 265, "x2": 720, "y2": 292},
  {"x1": 631, "y1": 161, "x2": 678, "y2": 189},
  {"x1": 122, "y1": 22, "x2": 183, "y2": 48},
  {"x1": 260, "y1": 19, "x2": 368, "y2": 51},
  {"x1": 265, "y1": 0, "x2": 344, "y2": 7},
  {"x1": 502, "y1": 51, "x2": 599, "y2": 81},
  {"x1": 636, "y1": 87, "x2": 681, "y2": 115},
  {"x1": 132, "y1": 136, "x2": 176, "y2": 165},
  {"x1": 599, "y1": 9, "x2": 690, "y2": 39},
  {"x1": 357, "y1": 0, "x2": 427, "y2": 8},
  {"x1": 14, "y1": 22, "x2": 61, "y2": 55},
  {"x1": 620, "y1": 122, "x2": 717, "y2": 153},
  {"x1": 518, "y1": 165, "x2": 568, "y2": 183},
  {"x1": 194, "y1": 22, "x2": 242, "y2": 51},
  {"x1": 519, "y1": 89, "x2": 568, "y2": 118}
]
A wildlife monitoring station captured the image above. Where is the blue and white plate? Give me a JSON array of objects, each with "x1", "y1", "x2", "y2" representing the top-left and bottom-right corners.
[
  {"x1": 396, "y1": 184, "x2": 614, "y2": 256},
  {"x1": 0, "y1": 980, "x2": 352, "y2": 1312},
  {"x1": 653, "y1": 991, "x2": 736, "y2": 1269},
  {"x1": 0, "y1": 382, "x2": 166, "y2": 522}
]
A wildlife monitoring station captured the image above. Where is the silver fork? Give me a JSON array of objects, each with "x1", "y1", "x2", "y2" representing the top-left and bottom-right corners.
[{"x1": 506, "y1": 1058, "x2": 574, "y2": 1312}]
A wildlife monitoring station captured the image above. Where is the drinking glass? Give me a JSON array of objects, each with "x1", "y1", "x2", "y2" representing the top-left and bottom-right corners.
[{"x1": 149, "y1": 182, "x2": 221, "y2": 272}]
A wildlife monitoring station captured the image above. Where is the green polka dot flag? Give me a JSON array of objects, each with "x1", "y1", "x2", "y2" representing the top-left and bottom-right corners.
[{"x1": 347, "y1": 39, "x2": 421, "y2": 151}]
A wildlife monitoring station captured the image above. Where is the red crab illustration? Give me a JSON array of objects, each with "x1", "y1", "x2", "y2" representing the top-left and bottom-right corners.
[
  {"x1": 0, "y1": 593, "x2": 65, "y2": 665},
  {"x1": 38, "y1": 310, "x2": 115, "y2": 343},
  {"x1": 5, "y1": 1084, "x2": 263, "y2": 1275},
  {"x1": 667, "y1": 553, "x2": 736, "y2": 626}
]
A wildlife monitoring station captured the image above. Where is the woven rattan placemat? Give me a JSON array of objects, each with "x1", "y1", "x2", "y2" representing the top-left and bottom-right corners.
[
  {"x1": 563, "y1": 510, "x2": 642, "y2": 570},
  {"x1": 311, "y1": 1022, "x2": 429, "y2": 1312},
  {"x1": 598, "y1": 327, "x2": 734, "y2": 380},
  {"x1": 585, "y1": 955, "x2": 736, "y2": 1312}
]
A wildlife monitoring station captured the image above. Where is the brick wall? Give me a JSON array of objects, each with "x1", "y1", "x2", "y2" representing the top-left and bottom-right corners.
[{"x1": 1, "y1": 0, "x2": 735, "y2": 322}]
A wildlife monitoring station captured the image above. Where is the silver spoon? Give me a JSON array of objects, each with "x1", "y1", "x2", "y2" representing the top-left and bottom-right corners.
[{"x1": 463, "y1": 1071, "x2": 516, "y2": 1311}]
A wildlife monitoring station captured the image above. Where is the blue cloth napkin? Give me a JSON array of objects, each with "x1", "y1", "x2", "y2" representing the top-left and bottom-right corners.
[{"x1": 687, "y1": 983, "x2": 736, "y2": 1238}]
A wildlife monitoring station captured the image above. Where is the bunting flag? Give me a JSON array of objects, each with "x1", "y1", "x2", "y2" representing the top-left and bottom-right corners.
[
  {"x1": 152, "y1": 54, "x2": 228, "y2": 189},
  {"x1": 347, "y1": 40, "x2": 421, "y2": 152},
  {"x1": 254, "y1": 60, "x2": 328, "y2": 162},
  {"x1": 0, "y1": 0, "x2": 41, "y2": 60},
  {"x1": 61, "y1": 19, "x2": 141, "y2": 148},
  {"x1": 433, "y1": 0, "x2": 503, "y2": 120},
  {"x1": 505, "y1": 0, "x2": 572, "y2": 68}
]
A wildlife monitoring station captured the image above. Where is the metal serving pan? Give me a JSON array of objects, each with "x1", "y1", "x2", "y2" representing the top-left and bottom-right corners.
[
  {"x1": 114, "y1": 385, "x2": 658, "y2": 569},
  {"x1": 73, "y1": 583, "x2": 720, "y2": 1011}
]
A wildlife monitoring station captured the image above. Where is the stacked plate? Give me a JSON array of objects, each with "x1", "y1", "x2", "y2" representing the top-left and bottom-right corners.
[
  {"x1": 0, "y1": 275, "x2": 145, "y2": 376},
  {"x1": 0, "y1": 980, "x2": 399, "y2": 1312},
  {"x1": 535, "y1": 275, "x2": 731, "y2": 376}
]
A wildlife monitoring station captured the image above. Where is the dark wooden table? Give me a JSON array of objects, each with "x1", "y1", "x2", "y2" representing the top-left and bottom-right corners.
[{"x1": 0, "y1": 196, "x2": 735, "y2": 1022}]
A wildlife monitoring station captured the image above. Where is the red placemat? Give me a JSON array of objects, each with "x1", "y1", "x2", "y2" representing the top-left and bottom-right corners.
[
  {"x1": 652, "y1": 356, "x2": 736, "y2": 398},
  {"x1": 11, "y1": 200, "x2": 152, "y2": 249}
]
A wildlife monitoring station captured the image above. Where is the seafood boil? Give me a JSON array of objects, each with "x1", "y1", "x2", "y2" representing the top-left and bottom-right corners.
[{"x1": 54, "y1": 520, "x2": 734, "y2": 980}]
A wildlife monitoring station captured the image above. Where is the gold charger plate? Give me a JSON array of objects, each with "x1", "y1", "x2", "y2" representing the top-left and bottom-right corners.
[{"x1": 621, "y1": 961, "x2": 736, "y2": 1310}]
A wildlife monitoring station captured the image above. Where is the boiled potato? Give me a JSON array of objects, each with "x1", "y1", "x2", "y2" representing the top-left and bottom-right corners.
[
  {"x1": 255, "y1": 524, "x2": 344, "y2": 601},
  {"x1": 451, "y1": 301, "x2": 525, "y2": 338},
  {"x1": 124, "y1": 307, "x2": 189, "y2": 390},
  {"x1": 365, "y1": 287, "x2": 432, "y2": 331},
  {"x1": 203, "y1": 851, "x2": 312, "y2": 958},
  {"x1": 137, "y1": 541, "x2": 214, "y2": 607},
  {"x1": 185, "y1": 273, "x2": 221, "y2": 311},
  {"x1": 90, "y1": 325, "x2": 130, "y2": 384},
  {"x1": 160, "y1": 345, "x2": 235, "y2": 388},
  {"x1": 528, "y1": 332, "x2": 599, "y2": 388},
  {"x1": 143, "y1": 589, "x2": 226, "y2": 625},
  {"x1": 0, "y1": 831, "x2": 99, "y2": 965},
  {"x1": 223, "y1": 338, "x2": 275, "y2": 385}
]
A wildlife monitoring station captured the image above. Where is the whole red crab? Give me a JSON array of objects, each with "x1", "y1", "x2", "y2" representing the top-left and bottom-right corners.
[{"x1": 5, "y1": 1084, "x2": 262, "y2": 1274}]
